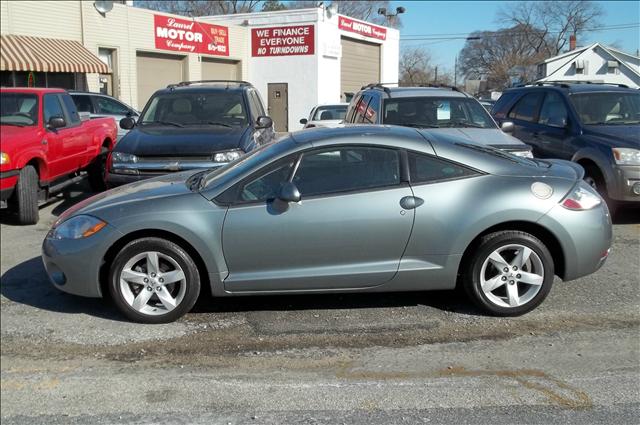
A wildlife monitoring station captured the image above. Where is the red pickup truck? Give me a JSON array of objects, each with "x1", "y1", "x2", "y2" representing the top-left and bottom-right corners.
[{"x1": 1, "y1": 88, "x2": 118, "y2": 224}]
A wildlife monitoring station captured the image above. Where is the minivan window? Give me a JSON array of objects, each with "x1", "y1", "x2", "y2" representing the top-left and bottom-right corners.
[
  {"x1": 383, "y1": 97, "x2": 495, "y2": 129},
  {"x1": 538, "y1": 91, "x2": 568, "y2": 127},
  {"x1": 570, "y1": 92, "x2": 640, "y2": 125},
  {"x1": 508, "y1": 92, "x2": 543, "y2": 122}
]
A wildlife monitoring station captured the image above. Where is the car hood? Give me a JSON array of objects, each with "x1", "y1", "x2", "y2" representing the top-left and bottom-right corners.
[
  {"x1": 582, "y1": 125, "x2": 640, "y2": 148},
  {"x1": 55, "y1": 170, "x2": 201, "y2": 223},
  {"x1": 114, "y1": 125, "x2": 250, "y2": 156},
  {"x1": 0, "y1": 125, "x2": 42, "y2": 148},
  {"x1": 427, "y1": 128, "x2": 529, "y2": 150}
]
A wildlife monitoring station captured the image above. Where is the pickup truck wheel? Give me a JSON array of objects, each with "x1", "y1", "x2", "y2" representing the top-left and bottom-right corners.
[
  {"x1": 88, "y1": 150, "x2": 107, "y2": 192},
  {"x1": 15, "y1": 165, "x2": 39, "y2": 225}
]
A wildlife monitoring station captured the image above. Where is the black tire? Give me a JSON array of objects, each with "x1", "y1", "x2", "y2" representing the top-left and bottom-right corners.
[
  {"x1": 108, "y1": 237, "x2": 201, "y2": 324},
  {"x1": 88, "y1": 148, "x2": 108, "y2": 192},
  {"x1": 583, "y1": 165, "x2": 617, "y2": 215},
  {"x1": 463, "y1": 231, "x2": 554, "y2": 316},
  {"x1": 14, "y1": 165, "x2": 39, "y2": 225}
]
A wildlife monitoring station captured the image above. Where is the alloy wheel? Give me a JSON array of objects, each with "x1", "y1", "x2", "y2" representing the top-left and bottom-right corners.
[
  {"x1": 119, "y1": 251, "x2": 187, "y2": 316},
  {"x1": 479, "y1": 244, "x2": 545, "y2": 308}
]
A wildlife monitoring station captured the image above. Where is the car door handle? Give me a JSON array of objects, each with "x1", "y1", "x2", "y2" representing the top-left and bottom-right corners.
[{"x1": 400, "y1": 196, "x2": 424, "y2": 210}]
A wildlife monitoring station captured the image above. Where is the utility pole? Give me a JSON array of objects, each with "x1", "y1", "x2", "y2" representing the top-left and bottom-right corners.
[
  {"x1": 454, "y1": 56, "x2": 457, "y2": 87},
  {"x1": 434, "y1": 66, "x2": 438, "y2": 84}
]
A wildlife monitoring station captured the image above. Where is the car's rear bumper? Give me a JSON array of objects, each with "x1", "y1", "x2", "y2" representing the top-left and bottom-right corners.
[
  {"x1": 609, "y1": 165, "x2": 640, "y2": 202},
  {"x1": 538, "y1": 200, "x2": 612, "y2": 282}
]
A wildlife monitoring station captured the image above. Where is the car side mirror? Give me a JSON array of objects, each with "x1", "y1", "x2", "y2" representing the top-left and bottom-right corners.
[
  {"x1": 120, "y1": 116, "x2": 136, "y2": 130},
  {"x1": 501, "y1": 121, "x2": 515, "y2": 133},
  {"x1": 299, "y1": 118, "x2": 308, "y2": 125},
  {"x1": 47, "y1": 116, "x2": 66, "y2": 129},
  {"x1": 256, "y1": 115, "x2": 273, "y2": 129},
  {"x1": 278, "y1": 182, "x2": 301, "y2": 203}
]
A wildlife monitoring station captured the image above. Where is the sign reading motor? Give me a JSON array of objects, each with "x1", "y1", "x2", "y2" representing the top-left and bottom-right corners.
[
  {"x1": 252, "y1": 25, "x2": 315, "y2": 56},
  {"x1": 338, "y1": 16, "x2": 387, "y2": 40},
  {"x1": 154, "y1": 15, "x2": 229, "y2": 56}
]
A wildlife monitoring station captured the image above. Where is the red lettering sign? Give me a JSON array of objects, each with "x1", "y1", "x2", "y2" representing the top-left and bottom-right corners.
[
  {"x1": 154, "y1": 15, "x2": 229, "y2": 56},
  {"x1": 252, "y1": 25, "x2": 315, "y2": 57},
  {"x1": 338, "y1": 16, "x2": 387, "y2": 40}
]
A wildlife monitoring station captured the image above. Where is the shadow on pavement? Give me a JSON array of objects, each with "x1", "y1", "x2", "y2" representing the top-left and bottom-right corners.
[
  {"x1": 0, "y1": 256, "x2": 125, "y2": 321},
  {"x1": 613, "y1": 206, "x2": 640, "y2": 225}
]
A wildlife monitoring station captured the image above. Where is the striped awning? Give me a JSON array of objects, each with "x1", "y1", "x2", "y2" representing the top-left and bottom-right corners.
[{"x1": 0, "y1": 34, "x2": 111, "y2": 74}]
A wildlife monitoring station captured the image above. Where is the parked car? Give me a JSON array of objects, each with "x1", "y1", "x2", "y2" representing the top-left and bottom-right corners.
[
  {"x1": 43, "y1": 125, "x2": 611, "y2": 323},
  {"x1": 0, "y1": 88, "x2": 118, "y2": 224},
  {"x1": 69, "y1": 91, "x2": 139, "y2": 141},
  {"x1": 107, "y1": 80, "x2": 275, "y2": 187},
  {"x1": 344, "y1": 84, "x2": 533, "y2": 158},
  {"x1": 299, "y1": 103, "x2": 348, "y2": 128},
  {"x1": 492, "y1": 82, "x2": 640, "y2": 211}
]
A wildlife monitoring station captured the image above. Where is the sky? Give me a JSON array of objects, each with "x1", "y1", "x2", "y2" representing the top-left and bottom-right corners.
[{"x1": 390, "y1": 0, "x2": 640, "y2": 74}]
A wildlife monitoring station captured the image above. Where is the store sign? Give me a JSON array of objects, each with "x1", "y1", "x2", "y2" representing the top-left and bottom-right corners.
[
  {"x1": 251, "y1": 25, "x2": 315, "y2": 57},
  {"x1": 154, "y1": 15, "x2": 229, "y2": 56},
  {"x1": 338, "y1": 16, "x2": 387, "y2": 40}
]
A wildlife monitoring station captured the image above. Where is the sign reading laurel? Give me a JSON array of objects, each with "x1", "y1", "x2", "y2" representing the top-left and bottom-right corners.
[
  {"x1": 154, "y1": 15, "x2": 229, "y2": 56},
  {"x1": 251, "y1": 25, "x2": 315, "y2": 57},
  {"x1": 338, "y1": 16, "x2": 387, "y2": 40}
]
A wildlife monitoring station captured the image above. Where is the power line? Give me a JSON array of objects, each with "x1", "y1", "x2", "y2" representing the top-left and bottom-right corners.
[{"x1": 400, "y1": 22, "x2": 640, "y2": 41}]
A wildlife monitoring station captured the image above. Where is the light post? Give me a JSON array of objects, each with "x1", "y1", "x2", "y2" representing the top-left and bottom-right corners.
[{"x1": 377, "y1": 6, "x2": 406, "y2": 26}]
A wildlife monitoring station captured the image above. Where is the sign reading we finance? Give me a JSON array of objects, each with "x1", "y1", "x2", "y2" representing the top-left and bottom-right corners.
[
  {"x1": 251, "y1": 25, "x2": 315, "y2": 57},
  {"x1": 154, "y1": 15, "x2": 229, "y2": 56},
  {"x1": 338, "y1": 16, "x2": 387, "y2": 40}
]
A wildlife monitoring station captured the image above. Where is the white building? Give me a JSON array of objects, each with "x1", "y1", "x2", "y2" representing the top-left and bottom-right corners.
[
  {"x1": 0, "y1": 1, "x2": 399, "y2": 131},
  {"x1": 536, "y1": 43, "x2": 640, "y2": 89},
  {"x1": 201, "y1": 8, "x2": 399, "y2": 130}
]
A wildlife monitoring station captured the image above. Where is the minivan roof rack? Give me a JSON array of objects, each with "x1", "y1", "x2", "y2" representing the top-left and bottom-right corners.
[
  {"x1": 167, "y1": 80, "x2": 252, "y2": 89},
  {"x1": 521, "y1": 81, "x2": 629, "y2": 89},
  {"x1": 360, "y1": 83, "x2": 399, "y2": 94}
]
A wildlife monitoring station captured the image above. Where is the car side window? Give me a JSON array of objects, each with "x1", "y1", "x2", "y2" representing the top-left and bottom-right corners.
[
  {"x1": 292, "y1": 147, "x2": 400, "y2": 197},
  {"x1": 354, "y1": 95, "x2": 373, "y2": 123},
  {"x1": 43, "y1": 94, "x2": 65, "y2": 126},
  {"x1": 345, "y1": 94, "x2": 361, "y2": 123},
  {"x1": 72, "y1": 95, "x2": 94, "y2": 113},
  {"x1": 60, "y1": 95, "x2": 81, "y2": 125},
  {"x1": 538, "y1": 91, "x2": 568, "y2": 127},
  {"x1": 96, "y1": 97, "x2": 130, "y2": 115},
  {"x1": 408, "y1": 151, "x2": 477, "y2": 184},
  {"x1": 238, "y1": 160, "x2": 295, "y2": 202},
  {"x1": 508, "y1": 92, "x2": 543, "y2": 122}
]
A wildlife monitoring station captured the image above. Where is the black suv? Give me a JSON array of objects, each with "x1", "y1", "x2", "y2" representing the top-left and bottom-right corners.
[
  {"x1": 344, "y1": 84, "x2": 533, "y2": 157},
  {"x1": 107, "y1": 80, "x2": 275, "y2": 186},
  {"x1": 492, "y1": 82, "x2": 639, "y2": 209}
]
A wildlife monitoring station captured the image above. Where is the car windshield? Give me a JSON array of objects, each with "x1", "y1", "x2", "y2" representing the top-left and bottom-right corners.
[
  {"x1": 312, "y1": 105, "x2": 347, "y2": 121},
  {"x1": 570, "y1": 92, "x2": 640, "y2": 125},
  {"x1": 383, "y1": 97, "x2": 496, "y2": 129},
  {"x1": 0, "y1": 93, "x2": 38, "y2": 126},
  {"x1": 139, "y1": 91, "x2": 248, "y2": 127}
]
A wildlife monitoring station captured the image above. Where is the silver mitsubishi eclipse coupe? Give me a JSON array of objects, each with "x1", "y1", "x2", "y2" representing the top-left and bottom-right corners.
[{"x1": 42, "y1": 126, "x2": 612, "y2": 323}]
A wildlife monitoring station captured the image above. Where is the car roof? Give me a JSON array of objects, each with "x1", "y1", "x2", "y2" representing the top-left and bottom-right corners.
[
  {"x1": 290, "y1": 124, "x2": 423, "y2": 145},
  {"x1": 361, "y1": 86, "x2": 469, "y2": 99},
  {"x1": 505, "y1": 82, "x2": 636, "y2": 94},
  {"x1": 0, "y1": 87, "x2": 66, "y2": 94}
]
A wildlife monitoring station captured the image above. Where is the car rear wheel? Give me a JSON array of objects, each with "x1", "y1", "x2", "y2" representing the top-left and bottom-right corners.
[
  {"x1": 464, "y1": 231, "x2": 554, "y2": 316},
  {"x1": 109, "y1": 237, "x2": 200, "y2": 323},
  {"x1": 14, "y1": 165, "x2": 39, "y2": 225}
]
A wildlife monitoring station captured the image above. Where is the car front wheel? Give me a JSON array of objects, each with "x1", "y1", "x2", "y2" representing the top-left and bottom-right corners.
[
  {"x1": 109, "y1": 237, "x2": 200, "y2": 323},
  {"x1": 464, "y1": 231, "x2": 554, "y2": 316}
]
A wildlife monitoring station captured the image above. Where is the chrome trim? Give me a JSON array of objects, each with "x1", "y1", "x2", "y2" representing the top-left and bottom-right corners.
[{"x1": 112, "y1": 160, "x2": 227, "y2": 172}]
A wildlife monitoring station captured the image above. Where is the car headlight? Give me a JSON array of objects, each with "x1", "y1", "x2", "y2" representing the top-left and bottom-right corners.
[
  {"x1": 49, "y1": 215, "x2": 107, "y2": 240},
  {"x1": 0, "y1": 152, "x2": 9, "y2": 165},
  {"x1": 213, "y1": 149, "x2": 243, "y2": 163},
  {"x1": 513, "y1": 150, "x2": 533, "y2": 158},
  {"x1": 612, "y1": 148, "x2": 640, "y2": 166},
  {"x1": 111, "y1": 152, "x2": 138, "y2": 163}
]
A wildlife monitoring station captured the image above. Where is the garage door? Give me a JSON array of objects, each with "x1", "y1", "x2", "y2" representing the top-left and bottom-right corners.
[
  {"x1": 136, "y1": 52, "x2": 184, "y2": 109},
  {"x1": 201, "y1": 58, "x2": 242, "y2": 81},
  {"x1": 340, "y1": 36, "x2": 381, "y2": 101}
]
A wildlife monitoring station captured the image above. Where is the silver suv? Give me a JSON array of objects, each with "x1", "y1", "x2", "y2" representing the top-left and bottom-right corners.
[{"x1": 345, "y1": 84, "x2": 533, "y2": 157}]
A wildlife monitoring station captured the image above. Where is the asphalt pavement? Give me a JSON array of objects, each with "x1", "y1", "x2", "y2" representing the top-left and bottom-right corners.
[{"x1": 1, "y1": 184, "x2": 639, "y2": 424}]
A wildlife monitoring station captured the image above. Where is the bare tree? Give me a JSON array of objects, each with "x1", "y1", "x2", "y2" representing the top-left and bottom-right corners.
[
  {"x1": 498, "y1": 1, "x2": 603, "y2": 55},
  {"x1": 399, "y1": 47, "x2": 433, "y2": 86},
  {"x1": 135, "y1": 0, "x2": 261, "y2": 16},
  {"x1": 458, "y1": 26, "x2": 546, "y2": 89}
]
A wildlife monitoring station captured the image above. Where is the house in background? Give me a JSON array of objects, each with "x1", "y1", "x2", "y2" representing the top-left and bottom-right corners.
[{"x1": 536, "y1": 42, "x2": 640, "y2": 88}]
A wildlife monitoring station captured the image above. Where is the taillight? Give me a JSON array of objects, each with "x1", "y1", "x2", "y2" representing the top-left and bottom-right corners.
[{"x1": 561, "y1": 184, "x2": 602, "y2": 210}]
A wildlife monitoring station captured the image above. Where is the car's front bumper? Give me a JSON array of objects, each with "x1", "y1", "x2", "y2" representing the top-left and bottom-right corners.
[
  {"x1": 609, "y1": 164, "x2": 640, "y2": 202},
  {"x1": 106, "y1": 162, "x2": 227, "y2": 186},
  {"x1": 538, "y1": 201, "x2": 612, "y2": 282},
  {"x1": 42, "y1": 223, "x2": 124, "y2": 298},
  {"x1": 0, "y1": 170, "x2": 19, "y2": 206}
]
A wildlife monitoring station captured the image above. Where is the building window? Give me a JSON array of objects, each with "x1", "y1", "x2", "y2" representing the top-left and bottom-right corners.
[
  {"x1": 98, "y1": 48, "x2": 117, "y2": 96},
  {"x1": 0, "y1": 71, "x2": 85, "y2": 90}
]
